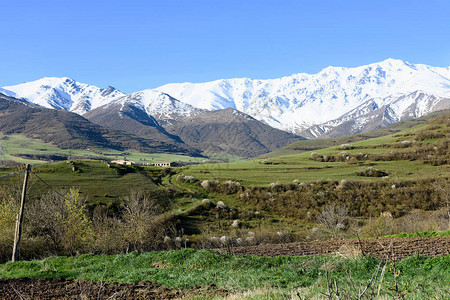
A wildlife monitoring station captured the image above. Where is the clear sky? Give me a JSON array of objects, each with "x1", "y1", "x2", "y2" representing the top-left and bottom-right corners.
[{"x1": 2, "y1": 0, "x2": 449, "y2": 93}]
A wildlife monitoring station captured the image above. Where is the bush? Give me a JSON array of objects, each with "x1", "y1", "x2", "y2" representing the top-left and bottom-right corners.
[
  {"x1": 201, "y1": 180, "x2": 220, "y2": 192},
  {"x1": 317, "y1": 203, "x2": 349, "y2": 237},
  {"x1": 121, "y1": 190, "x2": 161, "y2": 252},
  {"x1": 356, "y1": 167, "x2": 388, "y2": 177},
  {"x1": 414, "y1": 131, "x2": 445, "y2": 141},
  {"x1": 0, "y1": 193, "x2": 18, "y2": 262},
  {"x1": 176, "y1": 174, "x2": 197, "y2": 183},
  {"x1": 56, "y1": 188, "x2": 94, "y2": 255}
]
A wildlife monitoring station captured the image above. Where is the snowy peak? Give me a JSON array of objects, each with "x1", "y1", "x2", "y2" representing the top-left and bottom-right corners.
[
  {"x1": 2, "y1": 59, "x2": 449, "y2": 140},
  {"x1": 2, "y1": 77, "x2": 125, "y2": 114},
  {"x1": 106, "y1": 89, "x2": 204, "y2": 122},
  {"x1": 155, "y1": 59, "x2": 450, "y2": 134}
]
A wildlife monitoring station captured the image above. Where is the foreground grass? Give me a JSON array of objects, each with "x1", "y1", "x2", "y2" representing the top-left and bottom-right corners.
[{"x1": 0, "y1": 249, "x2": 448, "y2": 298}]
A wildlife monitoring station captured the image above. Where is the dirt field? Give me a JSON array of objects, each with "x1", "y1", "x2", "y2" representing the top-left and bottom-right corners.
[
  {"x1": 227, "y1": 236, "x2": 450, "y2": 260},
  {"x1": 0, "y1": 236, "x2": 448, "y2": 299},
  {"x1": 0, "y1": 277, "x2": 228, "y2": 299}
]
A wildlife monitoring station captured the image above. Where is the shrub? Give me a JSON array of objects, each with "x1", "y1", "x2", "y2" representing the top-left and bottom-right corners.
[
  {"x1": 414, "y1": 130, "x2": 445, "y2": 141},
  {"x1": 317, "y1": 203, "x2": 349, "y2": 238},
  {"x1": 0, "y1": 193, "x2": 18, "y2": 262},
  {"x1": 121, "y1": 190, "x2": 161, "y2": 252},
  {"x1": 222, "y1": 180, "x2": 242, "y2": 194},
  {"x1": 340, "y1": 143, "x2": 353, "y2": 150},
  {"x1": 356, "y1": 167, "x2": 388, "y2": 177},
  {"x1": 201, "y1": 180, "x2": 220, "y2": 192},
  {"x1": 176, "y1": 174, "x2": 197, "y2": 183},
  {"x1": 309, "y1": 152, "x2": 324, "y2": 162},
  {"x1": 56, "y1": 188, "x2": 94, "y2": 255}
]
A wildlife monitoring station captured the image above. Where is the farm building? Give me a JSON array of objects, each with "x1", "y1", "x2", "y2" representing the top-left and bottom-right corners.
[{"x1": 148, "y1": 162, "x2": 178, "y2": 167}]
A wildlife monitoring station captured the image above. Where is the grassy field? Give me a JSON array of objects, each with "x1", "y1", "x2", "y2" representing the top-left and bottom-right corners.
[
  {"x1": 266, "y1": 109, "x2": 449, "y2": 158},
  {"x1": 0, "y1": 134, "x2": 208, "y2": 164},
  {"x1": 180, "y1": 157, "x2": 444, "y2": 186},
  {"x1": 180, "y1": 117, "x2": 449, "y2": 185},
  {"x1": 26, "y1": 160, "x2": 171, "y2": 207},
  {"x1": 0, "y1": 249, "x2": 448, "y2": 299}
]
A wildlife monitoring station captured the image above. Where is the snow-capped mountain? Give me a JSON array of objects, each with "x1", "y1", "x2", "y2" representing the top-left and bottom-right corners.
[
  {"x1": 0, "y1": 87, "x2": 15, "y2": 97},
  {"x1": 104, "y1": 89, "x2": 203, "y2": 125},
  {"x1": 156, "y1": 58, "x2": 450, "y2": 135},
  {"x1": 1, "y1": 59, "x2": 449, "y2": 139},
  {"x1": 301, "y1": 91, "x2": 449, "y2": 138},
  {"x1": 2, "y1": 77, "x2": 124, "y2": 114}
]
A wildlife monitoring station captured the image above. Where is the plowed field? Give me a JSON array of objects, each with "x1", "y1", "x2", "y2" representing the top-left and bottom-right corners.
[
  {"x1": 0, "y1": 236, "x2": 448, "y2": 299},
  {"x1": 0, "y1": 278, "x2": 228, "y2": 299},
  {"x1": 227, "y1": 236, "x2": 450, "y2": 260}
]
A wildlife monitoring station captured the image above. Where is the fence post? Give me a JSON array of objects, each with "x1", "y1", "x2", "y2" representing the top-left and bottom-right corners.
[{"x1": 12, "y1": 164, "x2": 31, "y2": 262}]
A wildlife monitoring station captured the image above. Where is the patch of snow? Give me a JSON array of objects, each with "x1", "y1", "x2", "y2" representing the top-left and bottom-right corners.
[{"x1": 2, "y1": 77, "x2": 124, "y2": 114}]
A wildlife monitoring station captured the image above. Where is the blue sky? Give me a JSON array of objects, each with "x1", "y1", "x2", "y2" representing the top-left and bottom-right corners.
[{"x1": 2, "y1": 0, "x2": 449, "y2": 93}]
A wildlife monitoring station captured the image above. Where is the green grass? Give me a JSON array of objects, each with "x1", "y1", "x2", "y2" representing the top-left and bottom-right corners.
[
  {"x1": 180, "y1": 154, "x2": 443, "y2": 186},
  {"x1": 0, "y1": 249, "x2": 448, "y2": 298},
  {"x1": 266, "y1": 110, "x2": 448, "y2": 158},
  {"x1": 384, "y1": 230, "x2": 450, "y2": 238},
  {"x1": 25, "y1": 160, "x2": 161, "y2": 206},
  {"x1": 179, "y1": 116, "x2": 449, "y2": 185},
  {"x1": 0, "y1": 134, "x2": 208, "y2": 164}
]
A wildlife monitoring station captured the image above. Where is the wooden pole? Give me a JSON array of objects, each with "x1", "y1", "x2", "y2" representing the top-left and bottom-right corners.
[{"x1": 12, "y1": 164, "x2": 31, "y2": 262}]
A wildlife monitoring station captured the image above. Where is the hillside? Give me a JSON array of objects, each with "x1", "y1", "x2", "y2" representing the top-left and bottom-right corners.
[
  {"x1": 0, "y1": 93, "x2": 202, "y2": 156},
  {"x1": 162, "y1": 108, "x2": 304, "y2": 158},
  {"x1": 85, "y1": 92, "x2": 302, "y2": 158},
  {"x1": 83, "y1": 99, "x2": 201, "y2": 156},
  {"x1": 183, "y1": 111, "x2": 449, "y2": 185},
  {"x1": 265, "y1": 109, "x2": 450, "y2": 158}
]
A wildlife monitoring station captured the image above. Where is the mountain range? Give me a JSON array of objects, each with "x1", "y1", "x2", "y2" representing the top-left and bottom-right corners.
[
  {"x1": 1, "y1": 58, "x2": 449, "y2": 157},
  {"x1": 0, "y1": 93, "x2": 202, "y2": 156}
]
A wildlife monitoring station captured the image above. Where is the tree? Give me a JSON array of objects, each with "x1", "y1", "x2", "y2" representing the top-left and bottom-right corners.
[
  {"x1": 433, "y1": 179, "x2": 450, "y2": 230},
  {"x1": 27, "y1": 191, "x2": 65, "y2": 253},
  {"x1": 317, "y1": 203, "x2": 349, "y2": 238},
  {"x1": 56, "y1": 188, "x2": 93, "y2": 255},
  {"x1": 121, "y1": 190, "x2": 160, "y2": 252}
]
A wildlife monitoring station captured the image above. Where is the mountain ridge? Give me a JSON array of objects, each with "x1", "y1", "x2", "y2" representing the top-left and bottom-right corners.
[
  {"x1": 2, "y1": 59, "x2": 450, "y2": 141},
  {"x1": 0, "y1": 93, "x2": 203, "y2": 157}
]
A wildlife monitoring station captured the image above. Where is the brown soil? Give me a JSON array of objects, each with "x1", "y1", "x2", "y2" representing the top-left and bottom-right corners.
[
  {"x1": 227, "y1": 236, "x2": 450, "y2": 260},
  {"x1": 0, "y1": 278, "x2": 228, "y2": 300},
  {"x1": 0, "y1": 236, "x2": 448, "y2": 299}
]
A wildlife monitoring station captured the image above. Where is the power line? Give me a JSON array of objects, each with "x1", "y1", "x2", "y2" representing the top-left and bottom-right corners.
[
  {"x1": 0, "y1": 169, "x2": 28, "y2": 178},
  {"x1": 31, "y1": 172, "x2": 66, "y2": 198}
]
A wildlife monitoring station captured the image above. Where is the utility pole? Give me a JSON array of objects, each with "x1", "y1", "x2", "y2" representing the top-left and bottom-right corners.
[{"x1": 12, "y1": 164, "x2": 31, "y2": 262}]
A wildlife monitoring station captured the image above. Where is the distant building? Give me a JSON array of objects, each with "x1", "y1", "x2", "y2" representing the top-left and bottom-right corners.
[
  {"x1": 148, "y1": 162, "x2": 178, "y2": 167},
  {"x1": 111, "y1": 159, "x2": 135, "y2": 165}
]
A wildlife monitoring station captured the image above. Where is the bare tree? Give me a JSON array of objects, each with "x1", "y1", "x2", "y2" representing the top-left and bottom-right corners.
[
  {"x1": 26, "y1": 190, "x2": 66, "y2": 253},
  {"x1": 317, "y1": 203, "x2": 349, "y2": 238},
  {"x1": 433, "y1": 179, "x2": 450, "y2": 230},
  {"x1": 121, "y1": 190, "x2": 160, "y2": 252}
]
